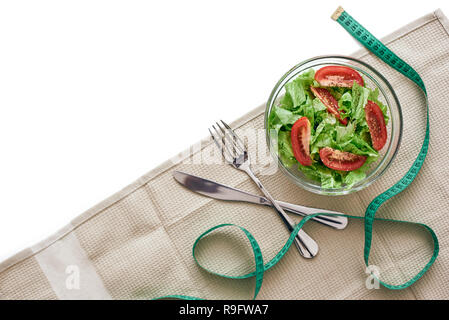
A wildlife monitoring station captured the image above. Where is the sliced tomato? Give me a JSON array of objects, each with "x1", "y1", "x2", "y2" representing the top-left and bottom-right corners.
[
  {"x1": 315, "y1": 66, "x2": 364, "y2": 87},
  {"x1": 310, "y1": 86, "x2": 348, "y2": 125},
  {"x1": 291, "y1": 117, "x2": 312, "y2": 166},
  {"x1": 319, "y1": 147, "x2": 367, "y2": 171},
  {"x1": 365, "y1": 100, "x2": 387, "y2": 151}
]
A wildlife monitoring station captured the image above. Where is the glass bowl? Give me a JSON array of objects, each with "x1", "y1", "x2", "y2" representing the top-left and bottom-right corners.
[{"x1": 264, "y1": 55, "x2": 402, "y2": 195}]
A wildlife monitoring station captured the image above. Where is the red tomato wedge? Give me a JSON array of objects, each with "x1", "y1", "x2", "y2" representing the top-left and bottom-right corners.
[
  {"x1": 291, "y1": 117, "x2": 313, "y2": 166},
  {"x1": 319, "y1": 147, "x2": 367, "y2": 171},
  {"x1": 315, "y1": 66, "x2": 364, "y2": 87},
  {"x1": 365, "y1": 100, "x2": 387, "y2": 151},
  {"x1": 310, "y1": 86, "x2": 348, "y2": 125}
]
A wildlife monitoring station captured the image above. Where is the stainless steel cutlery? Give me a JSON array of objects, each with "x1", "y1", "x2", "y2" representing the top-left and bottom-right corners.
[
  {"x1": 208, "y1": 120, "x2": 319, "y2": 258},
  {"x1": 173, "y1": 171, "x2": 348, "y2": 230}
]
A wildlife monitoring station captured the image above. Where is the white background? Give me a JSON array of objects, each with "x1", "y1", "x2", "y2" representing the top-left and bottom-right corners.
[{"x1": 0, "y1": 0, "x2": 447, "y2": 261}]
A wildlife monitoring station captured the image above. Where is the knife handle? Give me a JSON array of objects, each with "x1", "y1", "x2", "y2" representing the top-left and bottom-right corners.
[{"x1": 275, "y1": 200, "x2": 348, "y2": 230}]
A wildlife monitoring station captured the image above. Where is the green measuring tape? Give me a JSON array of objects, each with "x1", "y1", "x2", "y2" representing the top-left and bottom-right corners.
[{"x1": 157, "y1": 7, "x2": 438, "y2": 300}]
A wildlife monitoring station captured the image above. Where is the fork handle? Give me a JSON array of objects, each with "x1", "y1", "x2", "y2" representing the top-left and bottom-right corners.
[
  {"x1": 243, "y1": 166, "x2": 319, "y2": 258},
  {"x1": 275, "y1": 200, "x2": 348, "y2": 230}
]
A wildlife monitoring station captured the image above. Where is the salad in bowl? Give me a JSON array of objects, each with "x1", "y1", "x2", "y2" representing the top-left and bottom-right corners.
[{"x1": 266, "y1": 56, "x2": 401, "y2": 194}]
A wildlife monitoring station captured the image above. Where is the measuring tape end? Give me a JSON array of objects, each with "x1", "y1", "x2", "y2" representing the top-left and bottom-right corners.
[{"x1": 331, "y1": 6, "x2": 345, "y2": 21}]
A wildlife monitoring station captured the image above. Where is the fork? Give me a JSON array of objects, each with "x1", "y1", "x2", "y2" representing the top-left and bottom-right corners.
[{"x1": 209, "y1": 120, "x2": 319, "y2": 259}]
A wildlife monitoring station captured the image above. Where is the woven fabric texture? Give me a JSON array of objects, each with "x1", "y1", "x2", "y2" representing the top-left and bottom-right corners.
[{"x1": 0, "y1": 9, "x2": 448, "y2": 300}]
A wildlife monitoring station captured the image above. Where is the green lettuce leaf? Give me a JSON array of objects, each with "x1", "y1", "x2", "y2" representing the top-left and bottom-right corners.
[
  {"x1": 298, "y1": 163, "x2": 342, "y2": 189},
  {"x1": 336, "y1": 121, "x2": 355, "y2": 144},
  {"x1": 279, "y1": 92, "x2": 294, "y2": 110},
  {"x1": 277, "y1": 130, "x2": 296, "y2": 168},
  {"x1": 312, "y1": 97, "x2": 327, "y2": 112},
  {"x1": 272, "y1": 106, "x2": 302, "y2": 126},
  {"x1": 343, "y1": 169, "x2": 366, "y2": 189},
  {"x1": 351, "y1": 82, "x2": 370, "y2": 124},
  {"x1": 311, "y1": 114, "x2": 336, "y2": 143},
  {"x1": 338, "y1": 91, "x2": 352, "y2": 119},
  {"x1": 310, "y1": 132, "x2": 334, "y2": 155},
  {"x1": 284, "y1": 69, "x2": 315, "y2": 109}
]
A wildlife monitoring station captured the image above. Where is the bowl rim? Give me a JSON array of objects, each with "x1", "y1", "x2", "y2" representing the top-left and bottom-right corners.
[{"x1": 264, "y1": 54, "x2": 403, "y2": 196}]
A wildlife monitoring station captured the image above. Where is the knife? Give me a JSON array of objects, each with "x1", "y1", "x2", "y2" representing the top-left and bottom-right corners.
[{"x1": 173, "y1": 171, "x2": 348, "y2": 230}]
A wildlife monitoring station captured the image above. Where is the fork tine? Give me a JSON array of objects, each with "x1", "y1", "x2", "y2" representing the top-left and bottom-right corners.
[
  {"x1": 220, "y1": 120, "x2": 246, "y2": 151},
  {"x1": 215, "y1": 121, "x2": 239, "y2": 158},
  {"x1": 208, "y1": 127, "x2": 223, "y2": 154},
  {"x1": 215, "y1": 121, "x2": 244, "y2": 154},
  {"x1": 209, "y1": 126, "x2": 228, "y2": 161},
  {"x1": 211, "y1": 124, "x2": 235, "y2": 161}
]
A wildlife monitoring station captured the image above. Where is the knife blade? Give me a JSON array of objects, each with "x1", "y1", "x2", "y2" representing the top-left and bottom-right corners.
[{"x1": 173, "y1": 171, "x2": 348, "y2": 229}]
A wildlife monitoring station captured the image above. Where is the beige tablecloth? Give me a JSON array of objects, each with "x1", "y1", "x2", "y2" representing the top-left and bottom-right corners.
[{"x1": 1, "y1": 9, "x2": 448, "y2": 300}]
